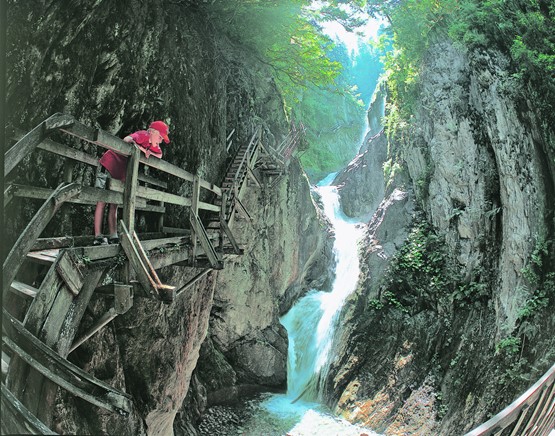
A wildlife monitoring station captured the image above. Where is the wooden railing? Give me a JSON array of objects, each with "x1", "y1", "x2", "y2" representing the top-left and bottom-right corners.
[
  {"x1": 4, "y1": 112, "x2": 230, "y2": 295},
  {"x1": 466, "y1": 362, "x2": 555, "y2": 436},
  {"x1": 4, "y1": 114, "x2": 222, "y2": 233}
]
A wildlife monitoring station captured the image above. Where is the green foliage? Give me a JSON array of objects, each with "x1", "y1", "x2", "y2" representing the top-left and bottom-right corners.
[
  {"x1": 448, "y1": 0, "x2": 555, "y2": 139},
  {"x1": 373, "y1": 0, "x2": 459, "y2": 127},
  {"x1": 496, "y1": 336, "x2": 521, "y2": 355},
  {"x1": 376, "y1": 220, "x2": 455, "y2": 313},
  {"x1": 206, "y1": 0, "x2": 383, "y2": 178},
  {"x1": 206, "y1": 1, "x2": 342, "y2": 92},
  {"x1": 517, "y1": 235, "x2": 554, "y2": 323}
]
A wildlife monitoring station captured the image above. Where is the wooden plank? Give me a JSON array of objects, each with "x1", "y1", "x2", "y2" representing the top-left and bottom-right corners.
[
  {"x1": 161, "y1": 226, "x2": 190, "y2": 235},
  {"x1": 55, "y1": 250, "x2": 84, "y2": 296},
  {"x1": 2, "y1": 183, "x2": 80, "y2": 297},
  {"x1": 109, "y1": 179, "x2": 192, "y2": 208},
  {"x1": 10, "y1": 281, "x2": 38, "y2": 299},
  {"x1": 2, "y1": 310, "x2": 132, "y2": 415},
  {"x1": 247, "y1": 166, "x2": 262, "y2": 188},
  {"x1": 55, "y1": 268, "x2": 105, "y2": 357},
  {"x1": 131, "y1": 232, "x2": 176, "y2": 302},
  {"x1": 189, "y1": 213, "x2": 223, "y2": 269},
  {"x1": 132, "y1": 231, "x2": 162, "y2": 285},
  {"x1": 26, "y1": 248, "x2": 61, "y2": 266},
  {"x1": 123, "y1": 146, "x2": 140, "y2": 234},
  {"x1": 2, "y1": 351, "x2": 10, "y2": 377},
  {"x1": 139, "y1": 236, "x2": 188, "y2": 251},
  {"x1": 198, "y1": 201, "x2": 220, "y2": 213},
  {"x1": 220, "y1": 219, "x2": 243, "y2": 255},
  {"x1": 34, "y1": 135, "x2": 98, "y2": 166},
  {"x1": 138, "y1": 172, "x2": 167, "y2": 189},
  {"x1": 19, "y1": 266, "x2": 63, "y2": 343},
  {"x1": 8, "y1": 184, "x2": 166, "y2": 213},
  {"x1": 1, "y1": 384, "x2": 57, "y2": 435},
  {"x1": 4, "y1": 184, "x2": 15, "y2": 207},
  {"x1": 5, "y1": 115, "x2": 48, "y2": 176},
  {"x1": 68, "y1": 308, "x2": 118, "y2": 353}
]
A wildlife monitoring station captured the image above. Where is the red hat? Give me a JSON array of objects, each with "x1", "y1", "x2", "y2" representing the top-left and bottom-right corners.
[{"x1": 149, "y1": 120, "x2": 170, "y2": 144}]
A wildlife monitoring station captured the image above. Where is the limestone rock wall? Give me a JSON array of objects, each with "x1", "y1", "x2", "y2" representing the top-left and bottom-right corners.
[{"x1": 325, "y1": 40, "x2": 555, "y2": 435}]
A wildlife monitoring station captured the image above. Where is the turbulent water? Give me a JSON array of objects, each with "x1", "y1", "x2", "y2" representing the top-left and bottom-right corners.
[{"x1": 236, "y1": 174, "x2": 380, "y2": 436}]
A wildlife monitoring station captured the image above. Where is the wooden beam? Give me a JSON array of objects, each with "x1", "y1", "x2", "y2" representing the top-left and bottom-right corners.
[
  {"x1": 123, "y1": 146, "x2": 140, "y2": 234},
  {"x1": 220, "y1": 219, "x2": 243, "y2": 255},
  {"x1": 1, "y1": 384, "x2": 57, "y2": 435},
  {"x1": 37, "y1": 135, "x2": 98, "y2": 166},
  {"x1": 247, "y1": 166, "x2": 262, "y2": 188},
  {"x1": 68, "y1": 308, "x2": 118, "y2": 353},
  {"x1": 110, "y1": 179, "x2": 192, "y2": 208},
  {"x1": 114, "y1": 284, "x2": 133, "y2": 314},
  {"x1": 5, "y1": 113, "x2": 73, "y2": 176},
  {"x1": 175, "y1": 268, "x2": 213, "y2": 297},
  {"x1": 189, "y1": 213, "x2": 223, "y2": 269},
  {"x1": 4, "y1": 184, "x2": 15, "y2": 207},
  {"x1": 9, "y1": 184, "x2": 165, "y2": 212},
  {"x1": 3, "y1": 309, "x2": 133, "y2": 415},
  {"x1": 2, "y1": 183, "x2": 80, "y2": 297},
  {"x1": 10, "y1": 281, "x2": 38, "y2": 300},
  {"x1": 54, "y1": 268, "x2": 106, "y2": 357},
  {"x1": 55, "y1": 250, "x2": 84, "y2": 296}
]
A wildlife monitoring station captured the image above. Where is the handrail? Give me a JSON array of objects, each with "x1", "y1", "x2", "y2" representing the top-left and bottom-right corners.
[
  {"x1": 466, "y1": 362, "x2": 555, "y2": 435},
  {"x1": 233, "y1": 128, "x2": 260, "y2": 184}
]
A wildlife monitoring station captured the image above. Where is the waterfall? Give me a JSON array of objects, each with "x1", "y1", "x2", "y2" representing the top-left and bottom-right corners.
[
  {"x1": 281, "y1": 174, "x2": 364, "y2": 403},
  {"x1": 243, "y1": 177, "x2": 381, "y2": 436}
]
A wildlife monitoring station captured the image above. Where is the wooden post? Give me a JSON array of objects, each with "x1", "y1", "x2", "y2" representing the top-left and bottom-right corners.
[
  {"x1": 190, "y1": 175, "x2": 201, "y2": 262},
  {"x1": 219, "y1": 192, "x2": 227, "y2": 249},
  {"x1": 122, "y1": 146, "x2": 140, "y2": 234}
]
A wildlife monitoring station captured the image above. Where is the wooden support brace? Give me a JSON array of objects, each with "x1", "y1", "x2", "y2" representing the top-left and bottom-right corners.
[
  {"x1": 247, "y1": 167, "x2": 262, "y2": 188},
  {"x1": 114, "y1": 284, "x2": 133, "y2": 314},
  {"x1": 4, "y1": 113, "x2": 69, "y2": 176},
  {"x1": 234, "y1": 196, "x2": 253, "y2": 223},
  {"x1": 220, "y1": 219, "x2": 243, "y2": 255},
  {"x1": 189, "y1": 212, "x2": 223, "y2": 269},
  {"x1": 119, "y1": 221, "x2": 175, "y2": 302},
  {"x1": 175, "y1": 268, "x2": 213, "y2": 298},
  {"x1": 3, "y1": 309, "x2": 133, "y2": 415},
  {"x1": 68, "y1": 308, "x2": 118, "y2": 353}
]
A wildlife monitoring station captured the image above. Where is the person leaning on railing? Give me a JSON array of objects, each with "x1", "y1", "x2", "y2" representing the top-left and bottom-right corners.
[{"x1": 93, "y1": 121, "x2": 170, "y2": 246}]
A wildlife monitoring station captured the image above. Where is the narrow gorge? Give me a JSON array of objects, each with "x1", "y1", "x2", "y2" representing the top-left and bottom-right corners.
[{"x1": 2, "y1": 1, "x2": 554, "y2": 436}]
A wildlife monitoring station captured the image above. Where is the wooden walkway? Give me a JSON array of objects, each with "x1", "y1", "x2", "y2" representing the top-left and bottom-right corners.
[{"x1": 2, "y1": 113, "x2": 300, "y2": 434}]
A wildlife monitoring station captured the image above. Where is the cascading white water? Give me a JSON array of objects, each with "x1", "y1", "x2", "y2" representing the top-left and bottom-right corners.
[
  {"x1": 282, "y1": 174, "x2": 365, "y2": 402},
  {"x1": 240, "y1": 174, "x2": 381, "y2": 435}
]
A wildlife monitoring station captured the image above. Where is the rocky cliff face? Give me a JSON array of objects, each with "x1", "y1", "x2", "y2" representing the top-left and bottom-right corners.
[
  {"x1": 5, "y1": 2, "x2": 332, "y2": 435},
  {"x1": 325, "y1": 40, "x2": 555, "y2": 435},
  {"x1": 333, "y1": 83, "x2": 387, "y2": 220}
]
